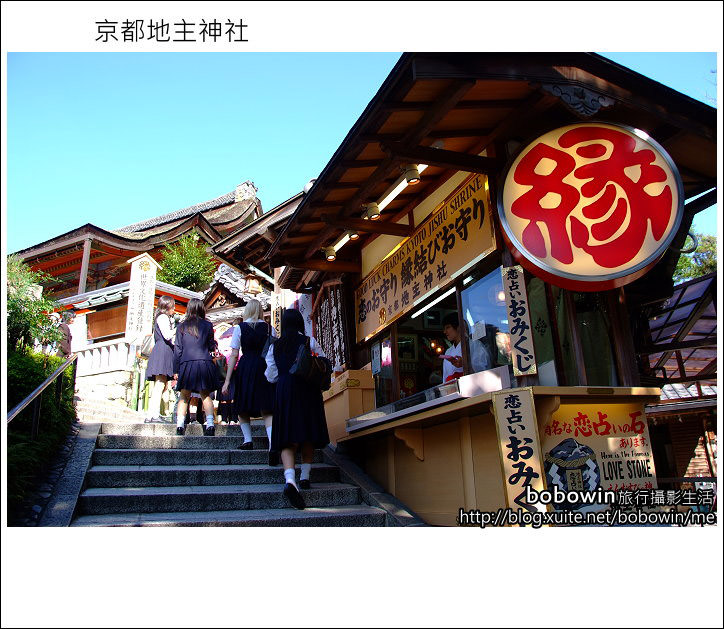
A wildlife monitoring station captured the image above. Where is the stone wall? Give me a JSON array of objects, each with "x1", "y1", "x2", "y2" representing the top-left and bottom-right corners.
[{"x1": 76, "y1": 369, "x2": 134, "y2": 406}]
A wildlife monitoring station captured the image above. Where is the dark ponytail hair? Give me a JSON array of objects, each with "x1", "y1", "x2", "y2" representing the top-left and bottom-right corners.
[
  {"x1": 154, "y1": 295, "x2": 176, "y2": 322},
  {"x1": 179, "y1": 298, "x2": 206, "y2": 338}
]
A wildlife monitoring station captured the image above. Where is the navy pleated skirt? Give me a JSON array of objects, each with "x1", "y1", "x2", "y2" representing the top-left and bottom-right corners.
[
  {"x1": 177, "y1": 359, "x2": 220, "y2": 393},
  {"x1": 232, "y1": 353, "x2": 274, "y2": 416},
  {"x1": 146, "y1": 339, "x2": 174, "y2": 380},
  {"x1": 270, "y1": 372, "x2": 329, "y2": 451}
]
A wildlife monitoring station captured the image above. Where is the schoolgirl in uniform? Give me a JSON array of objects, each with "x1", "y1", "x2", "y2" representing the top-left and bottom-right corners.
[
  {"x1": 145, "y1": 295, "x2": 176, "y2": 423},
  {"x1": 173, "y1": 298, "x2": 218, "y2": 436},
  {"x1": 264, "y1": 308, "x2": 329, "y2": 510},
  {"x1": 221, "y1": 299, "x2": 275, "y2": 459}
]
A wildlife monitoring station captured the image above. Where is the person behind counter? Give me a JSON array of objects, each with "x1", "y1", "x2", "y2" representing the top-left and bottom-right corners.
[
  {"x1": 264, "y1": 308, "x2": 329, "y2": 510},
  {"x1": 173, "y1": 298, "x2": 218, "y2": 437},
  {"x1": 440, "y1": 312, "x2": 464, "y2": 383}
]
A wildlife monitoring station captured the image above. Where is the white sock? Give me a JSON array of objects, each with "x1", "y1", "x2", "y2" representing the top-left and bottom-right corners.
[
  {"x1": 266, "y1": 425, "x2": 272, "y2": 447},
  {"x1": 176, "y1": 413, "x2": 186, "y2": 429},
  {"x1": 205, "y1": 414, "x2": 214, "y2": 428},
  {"x1": 284, "y1": 468, "x2": 297, "y2": 489},
  {"x1": 240, "y1": 421, "x2": 253, "y2": 443},
  {"x1": 300, "y1": 463, "x2": 312, "y2": 481}
]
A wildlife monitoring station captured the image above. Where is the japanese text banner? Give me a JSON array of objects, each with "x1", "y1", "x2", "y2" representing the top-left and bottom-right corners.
[
  {"x1": 125, "y1": 254, "x2": 158, "y2": 344},
  {"x1": 492, "y1": 388, "x2": 547, "y2": 513},
  {"x1": 502, "y1": 265, "x2": 537, "y2": 376},
  {"x1": 355, "y1": 174, "x2": 495, "y2": 343}
]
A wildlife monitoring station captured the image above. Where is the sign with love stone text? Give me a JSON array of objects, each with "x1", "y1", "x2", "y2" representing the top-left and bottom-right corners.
[{"x1": 540, "y1": 400, "x2": 657, "y2": 510}]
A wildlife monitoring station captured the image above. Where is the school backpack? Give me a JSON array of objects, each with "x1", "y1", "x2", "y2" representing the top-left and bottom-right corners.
[
  {"x1": 139, "y1": 334, "x2": 155, "y2": 358},
  {"x1": 289, "y1": 337, "x2": 333, "y2": 391}
]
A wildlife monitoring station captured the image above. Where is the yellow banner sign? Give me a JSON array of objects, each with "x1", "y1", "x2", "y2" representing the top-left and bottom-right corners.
[
  {"x1": 355, "y1": 174, "x2": 496, "y2": 343},
  {"x1": 540, "y1": 401, "x2": 657, "y2": 509},
  {"x1": 492, "y1": 388, "x2": 547, "y2": 512}
]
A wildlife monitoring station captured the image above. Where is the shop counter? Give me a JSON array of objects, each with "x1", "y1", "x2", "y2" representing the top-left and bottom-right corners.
[{"x1": 337, "y1": 386, "x2": 661, "y2": 526}]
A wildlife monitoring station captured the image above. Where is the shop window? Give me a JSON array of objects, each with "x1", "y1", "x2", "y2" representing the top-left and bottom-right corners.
[
  {"x1": 460, "y1": 268, "x2": 512, "y2": 379},
  {"x1": 574, "y1": 292, "x2": 619, "y2": 386},
  {"x1": 371, "y1": 335, "x2": 395, "y2": 407},
  {"x1": 526, "y1": 277, "x2": 558, "y2": 386},
  {"x1": 550, "y1": 287, "x2": 619, "y2": 386},
  {"x1": 551, "y1": 286, "x2": 581, "y2": 385},
  {"x1": 397, "y1": 288, "x2": 460, "y2": 397}
]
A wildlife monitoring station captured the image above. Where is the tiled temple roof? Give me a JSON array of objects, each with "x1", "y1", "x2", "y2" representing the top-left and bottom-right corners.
[
  {"x1": 117, "y1": 181, "x2": 259, "y2": 233},
  {"x1": 204, "y1": 263, "x2": 272, "y2": 307}
]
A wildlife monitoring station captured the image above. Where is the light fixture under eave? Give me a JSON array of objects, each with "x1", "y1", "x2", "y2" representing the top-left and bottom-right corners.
[
  {"x1": 377, "y1": 163, "x2": 428, "y2": 212},
  {"x1": 404, "y1": 164, "x2": 421, "y2": 185},
  {"x1": 245, "y1": 274, "x2": 262, "y2": 295},
  {"x1": 347, "y1": 230, "x2": 360, "y2": 241},
  {"x1": 323, "y1": 246, "x2": 337, "y2": 262},
  {"x1": 363, "y1": 203, "x2": 381, "y2": 221},
  {"x1": 333, "y1": 232, "x2": 351, "y2": 252}
]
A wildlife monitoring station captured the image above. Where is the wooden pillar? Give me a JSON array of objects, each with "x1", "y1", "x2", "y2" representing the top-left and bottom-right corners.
[{"x1": 77, "y1": 238, "x2": 92, "y2": 295}]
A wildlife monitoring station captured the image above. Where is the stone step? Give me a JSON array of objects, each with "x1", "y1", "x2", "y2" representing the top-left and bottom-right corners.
[
  {"x1": 78, "y1": 483, "x2": 361, "y2": 515},
  {"x1": 75, "y1": 399, "x2": 143, "y2": 410},
  {"x1": 77, "y1": 413, "x2": 147, "y2": 425},
  {"x1": 93, "y1": 448, "x2": 323, "y2": 466},
  {"x1": 86, "y1": 463, "x2": 339, "y2": 488},
  {"x1": 99, "y1": 423, "x2": 267, "y2": 437},
  {"x1": 96, "y1": 435, "x2": 269, "y2": 450},
  {"x1": 71, "y1": 505, "x2": 387, "y2": 527},
  {"x1": 76, "y1": 405, "x2": 146, "y2": 415},
  {"x1": 75, "y1": 398, "x2": 136, "y2": 409}
]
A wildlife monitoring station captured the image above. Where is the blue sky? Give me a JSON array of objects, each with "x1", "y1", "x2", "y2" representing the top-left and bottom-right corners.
[{"x1": 6, "y1": 52, "x2": 718, "y2": 253}]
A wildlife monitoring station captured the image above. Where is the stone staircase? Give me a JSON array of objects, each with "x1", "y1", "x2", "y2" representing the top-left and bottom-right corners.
[
  {"x1": 70, "y1": 421, "x2": 387, "y2": 526},
  {"x1": 74, "y1": 396, "x2": 149, "y2": 424}
]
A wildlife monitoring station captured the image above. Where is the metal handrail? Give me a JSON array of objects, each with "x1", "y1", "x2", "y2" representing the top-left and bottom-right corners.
[{"x1": 7, "y1": 354, "x2": 78, "y2": 426}]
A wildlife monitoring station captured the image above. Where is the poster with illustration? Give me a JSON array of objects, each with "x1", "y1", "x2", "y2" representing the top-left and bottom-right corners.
[{"x1": 540, "y1": 401, "x2": 657, "y2": 511}]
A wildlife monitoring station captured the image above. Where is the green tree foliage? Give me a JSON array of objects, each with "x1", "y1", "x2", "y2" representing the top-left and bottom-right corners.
[
  {"x1": 6, "y1": 255, "x2": 61, "y2": 351},
  {"x1": 156, "y1": 233, "x2": 217, "y2": 292},
  {"x1": 673, "y1": 232, "x2": 717, "y2": 284}
]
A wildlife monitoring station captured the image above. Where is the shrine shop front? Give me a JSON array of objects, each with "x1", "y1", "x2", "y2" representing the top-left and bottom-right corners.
[{"x1": 260, "y1": 53, "x2": 717, "y2": 525}]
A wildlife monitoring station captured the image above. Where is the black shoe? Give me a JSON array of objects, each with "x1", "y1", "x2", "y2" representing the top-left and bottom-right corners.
[
  {"x1": 176, "y1": 426, "x2": 185, "y2": 436},
  {"x1": 238, "y1": 441, "x2": 253, "y2": 450},
  {"x1": 299, "y1": 479, "x2": 311, "y2": 490},
  {"x1": 203, "y1": 425, "x2": 215, "y2": 436},
  {"x1": 268, "y1": 450, "x2": 280, "y2": 466},
  {"x1": 283, "y1": 483, "x2": 305, "y2": 510}
]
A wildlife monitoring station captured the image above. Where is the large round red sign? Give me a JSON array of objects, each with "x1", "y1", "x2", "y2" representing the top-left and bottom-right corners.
[{"x1": 499, "y1": 123, "x2": 684, "y2": 291}]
